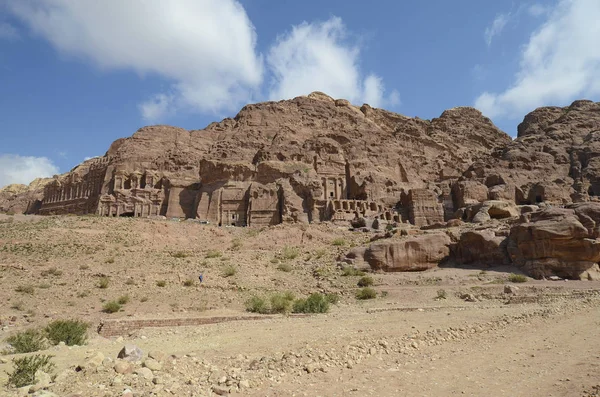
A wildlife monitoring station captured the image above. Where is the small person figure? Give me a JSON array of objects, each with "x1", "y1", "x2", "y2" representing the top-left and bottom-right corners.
[{"x1": 198, "y1": 273, "x2": 204, "y2": 283}]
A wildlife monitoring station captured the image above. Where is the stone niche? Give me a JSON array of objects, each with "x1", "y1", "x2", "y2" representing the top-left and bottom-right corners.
[
  {"x1": 98, "y1": 169, "x2": 165, "y2": 217},
  {"x1": 196, "y1": 182, "x2": 282, "y2": 227},
  {"x1": 406, "y1": 188, "x2": 445, "y2": 227}
]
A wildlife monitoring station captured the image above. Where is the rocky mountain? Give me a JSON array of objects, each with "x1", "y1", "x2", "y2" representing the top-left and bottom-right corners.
[{"x1": 3, "y1": 93, "x2": 600, "y2": 279}]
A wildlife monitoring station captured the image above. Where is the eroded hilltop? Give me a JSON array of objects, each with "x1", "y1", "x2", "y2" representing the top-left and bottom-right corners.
[{"x1": 2, "y1": 93, "x2": 600, "y2": 280}]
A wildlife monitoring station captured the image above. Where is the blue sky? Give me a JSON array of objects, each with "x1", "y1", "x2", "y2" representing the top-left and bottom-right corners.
[{"x1": 1, "y1": 0, "x2": 599, "y2": 186}]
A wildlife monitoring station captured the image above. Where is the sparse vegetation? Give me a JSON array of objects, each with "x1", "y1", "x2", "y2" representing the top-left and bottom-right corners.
[
  {"x1": 171, "y1": 251, "x2": 188, "y2": 258},
  {"x1": 79, "y1": 264, "x2": 90, "y2": 270},
  {"x1": 140, "y1": 296, "x2": 149, "y2": 302},
  {"x1": 231, "y1": 238, "x2": 242, "y2": 250},
  {"x1": 45, "y1": 319, "x2": 88, "y2": 346},
  {"x1": 223, "y1": 265, "x2": 237, "y2": 277},
  {"x1": 76, "y1": 290, "x2": 90, "y2": 298},
  {"x1": 277, "y1": 263, "x2": 293, "y2": 272},
  {"x1": 5, "y1": 329, "x2": 46, "y2": 354},
  {"x1": 38, "y1": 283, "x2": 51, "y2": 289},
  {"x1": 341, "y1": 266, "x2": 365, "y2": 277},
  {"x1": 15, "y1": 285, "x2": 34, "y2": 295},
  {"x1": 508, "y1": 273, "x2": 528, "y2": 283},
  {"x1": 117, "y1": 294, "x2": 130, "y2": 305},
  {"x1": 102, "y1": 300, "x2": 121, "y2": 313},
  {"x1": 436, "y1": 289, "x2": 447, "y2": 300},
  {"x1": 183, "y1": 279, "x2": 195, "y2": 287},
  {"x1": 105, "y1": 257, "x2": 115, "y2": 264},
  {"x1": 205, "y1": 249, "x2": 222, "y2": 259},
  {"x1": 97, "y1": 277, "x2": 109, "y2": 289},
  {"x1": 332, "y1": 238, "x2": 346, "y2": 246},
  {"x1": 245, "y1": 296, "x2": 269, "y2": 314},
  {"x1": 156, "y1": 280, "x2": 167, "y2": 287},
  {"x1": 40, "y1": 267, "x2": 63, "y2": 277},
  {"x1": 357, "y1": 276, "x2": 374, "y2": 287},
  {"x1": 314, "y1": 248, "x2": 327, "y2": 259},
  {"x1": 6, "y1": 354, "x2": 55, "y2": 388},
  {"x1": 356, "y1": 287, "x2": 377, "y2": 300},
  {"x1": 270, "y1": 292, "x2": 295, "y2": 314},
  {"x1": 282, "y1": 246, "x2": 299, "y2": 260},
  {"x1": 292, "y1": 293, "x2": 331, "y2": 313}
]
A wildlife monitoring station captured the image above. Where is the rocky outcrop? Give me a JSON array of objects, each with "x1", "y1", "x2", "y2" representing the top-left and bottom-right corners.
[
  {"x1": 452, "y1": 229, "x2": 509, "y2": 266},
  {"x1": 507, "y1": 206, "x2": 600, "y2": 280},
  {"x1": 363, "y1": 233, "x2": 451, "y2": 272},
  {"x1": 0, "y1": 178, "x2": 52, "y2": 214},
  {"x1": 2, "y1": 92, "x2": 511, "y2": 226}
]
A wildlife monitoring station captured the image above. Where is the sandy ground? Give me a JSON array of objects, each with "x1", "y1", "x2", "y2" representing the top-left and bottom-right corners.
[{"x1": 1, "y1": 214, "x2": 599, "y2": 396}]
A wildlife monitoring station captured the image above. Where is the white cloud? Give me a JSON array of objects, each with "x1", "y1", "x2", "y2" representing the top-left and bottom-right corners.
[
  {"x1": 528, "y1": 4, "x2": 548, "y2": 17},
  {"x1": 0, "y1": 21, "x2": 19, "y2": 40},
  {"x1": 6, "y1": 0, "x2": 264, "y2": 119},
  {"x1": 475, "y1": 0, "x2": 600, "y2": 119},
  {"x1": 485, "y1": 13, "x2": 511, "y2": 47},
  {"x1": 266, "y1": 17, "x2": 399, "y2": 108},
  {"x1": 0, "y1": 155, "x2": 59, "y2": 187}
]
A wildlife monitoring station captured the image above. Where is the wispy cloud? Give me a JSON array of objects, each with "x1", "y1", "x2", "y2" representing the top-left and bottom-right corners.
[
  {"x1": 484, "y1": 13, "x2": 511, "y2": 47},
  {"x1": 475, "y1": 0, "x2": 600, "y2": 119},
  {"x1": 0, "y1": 154, "x2": 59, "y2": 187},
  {"x1": 267, "y1": 17, "x2": 399, "y2": 108},
  {"x1": 528, "y1": 4, "x2": 548, "y2": 17},
  {"x1": 0, "y1": 22, "x2": 19, "y2": 40}
]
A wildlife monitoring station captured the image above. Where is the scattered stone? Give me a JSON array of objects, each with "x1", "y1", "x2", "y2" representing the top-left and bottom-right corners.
[
  {"x1": 85, "y1": 352, "x2": 105, "y2": 368},
  {"x1": 504, "y1": 285, "x2": 519, "y2": 294},
  {"x1": 114, "y1": 361, "x2": 134, "y2": 374},
  {"x1": 135, "y1": 367, "x2": 154, "y2": 380},
  {"x1": 29, "y1": 370, "x2": 52, "y2": 392},
  {"x1": 143, "y1": 358, "x2": 162, "y2": 372},
  {"x1": 148, "y1": 351, "x2": 166, "y2": 362},
  {"x1": 118, "y1": 345, "x2": 143, "y2": 362},
  {"x1": 212, "y1": 386, "x2": 230, "y2": 395}
]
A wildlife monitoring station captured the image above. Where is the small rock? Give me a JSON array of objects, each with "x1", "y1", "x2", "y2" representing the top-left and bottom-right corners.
[
  {"x1": 114, "y1": 361, "x2": 134, "y2": 374},
  {"x1": 504, "y1": 285, "x2": 519, "y2": 294},
  {"x1": 85, "y1": 352, "x2": 105, "y2": 368},
  {"x1": 122, "y1": 389, "x2": 134, "y2": 397},
  {"x1": 212, "y1": 386, "x2": 230, "y2": 395},
  {"x1": 239, "y1": 380, "x2": 250, "y2": 389},
  {"x1": 305, "y1": 362, "x2": 321, "y2": 373},
  {"x1": 111, "y1": 376, "x2": 123, "y2": 386},
  {"x1": 460, "y1": 293, "x2": 478, "y2": 302},
  {"x1": 218, "y1": 376, "x2": 228, "y2": 384},
  {"x1": 117, "y1": 345, "x2": 143, "y2": 362},
  {"x1": 135, "y1": 367, "x2": 154, "y2": 380},
  {"x1": 148, "y1": 351, "x2": 166, "y2": 362},
  {"x1": 29, "y1": 370, "x2": 52, "y2": 392},
  {"x1": 152, "y1": 376, "x2": 164, "y2": 385},
  {"x1": 143, "y1": 358, "x2": 162, "y2": 371}
]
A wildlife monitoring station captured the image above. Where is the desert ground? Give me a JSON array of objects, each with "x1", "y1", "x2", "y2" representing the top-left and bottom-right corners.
[{"x1": 1, "y1": 214, "x2": 599, "y2": 396}]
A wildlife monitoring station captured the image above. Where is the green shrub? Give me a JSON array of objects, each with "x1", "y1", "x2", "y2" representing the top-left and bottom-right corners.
[
  {"x1": 325, "y1": 293, "x2": 340, "y2": 304},
  {"x1": 222, "y1": 265, "x2": 236, "y2": 277},
  {"x1": 117, "y1": 295, "x2": 130, "y2": 305},
  {"x1": 7, "y1": 354, "x2": 55, "y2": 388},
  {"x1": 332, "y1": 238, "x2": 346, "y2": 246},
  {"x1": 270, "y1": 292, "x2": 295, "y2": 314},
  {"x1": 5, "y1": 329, "x2": 46, "y2": 354},
  {"x1": 156, "y1": 280, "x2": 166, "y2": 287},
  {"x1": 245, "y1": 296, "x2": 269, "y2": 314},
  {"x1": 102, "y1": 301, "x2": 121, "y2": 313},
  {"x1": 171, "y1": 251, "x2": 188, "y2": 258},
  {"x1": 45, "y1": 319, "x2": 88, "y2": 346},
  {"x1": 205, "y1": 250, "x2": 222, "y2": 259},
  {"x1": 508, "y1": 273, "x2": 528, "y2": 283},
  {"x1": 277, "y1": 263, "x2": 293, "y2": 272},
  {"x1": 341, "y1": 266, "x2": 365, "y2": 277},
  {"x1": 282, "y1": 246, "x2": 299, "y2": 260},
  {"x1": 183, "y1": 279, "x2": 195, "y2": 287},
  {"x1": 15, "y1": 285, "x2": 34, "y2": 295},
  {"x1": 356, "y1": 287, "x2": 377, "y2": 300},
  {"x1": 292, "y1": 293, "x2": 330, "y2": 314},
  {"x1": 436, "y1": 289, "x2": 447, "y2": 300},
  {"x1": 97, "y1": 277, "x2": 109, "y2": 289},
  {"x1": 357, "y1": 276, "x2": 374, "y2": 287},
  {"x1": 314, "y1": 248, "x2": 327, "y2": 259}
]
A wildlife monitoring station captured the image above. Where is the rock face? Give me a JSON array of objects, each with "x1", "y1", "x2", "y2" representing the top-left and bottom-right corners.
[
  {"x1": 1, "y1": 92, "x2": 510, "y2": 227},
  {"x1": 363, "y1": 233, "x2": 451, "y2": 271},
  {"x1": 507, "y1": 206, "x2": 600, "y2": 280},
  {"x1": 0, "y1": 178, "x2": 51, "y2": 214}
]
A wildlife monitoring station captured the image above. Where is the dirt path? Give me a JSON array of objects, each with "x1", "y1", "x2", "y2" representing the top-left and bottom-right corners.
[{"x1": 247, "y1": 303, "x2": 600, "y2": 397}]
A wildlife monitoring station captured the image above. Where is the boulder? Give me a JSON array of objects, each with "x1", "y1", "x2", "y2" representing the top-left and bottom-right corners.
[
  {"x1": 507, "y1": 207, "x2": 600, "y2": 279},
  {"x1": 363, "y1": 233, "x2": 451, "y2": 271},
  {"x1": 451, "y1": 229, "x2": 509, "y2": 266},
  {"x1": 117, "y1": 345, "x2": 143, "y2": 362}
]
